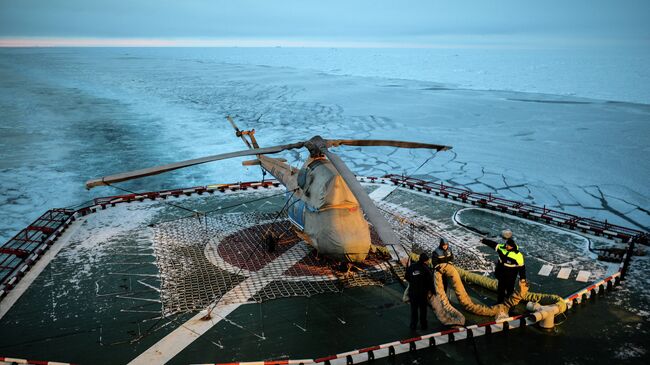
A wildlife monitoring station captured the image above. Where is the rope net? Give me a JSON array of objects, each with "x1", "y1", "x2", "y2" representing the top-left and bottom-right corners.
[{"x1": 152, "y1": 203, "x2": 491, "y2": 316}]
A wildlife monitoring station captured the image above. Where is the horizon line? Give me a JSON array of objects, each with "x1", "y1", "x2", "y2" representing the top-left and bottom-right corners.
[
  {"x1": 0, "y1": 37, "x2": 470, "y2": 49},
  {"x1": 1, "y1": 36, "x2": 642, "y2": 49}
]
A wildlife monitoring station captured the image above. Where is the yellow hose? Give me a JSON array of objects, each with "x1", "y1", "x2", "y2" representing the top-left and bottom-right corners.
[
  {"x1": 411, "y1": 255, "x2": 567, "y2": 326},
  {"x1": 429, "y1": 281, "x2": 466, "y2": 326},
  {"x1": 430, "y1": 264, "x2": 527, "y2": 324},
  {"x1": 456, "y1": 266, "x2": 567, "y2": 313}
]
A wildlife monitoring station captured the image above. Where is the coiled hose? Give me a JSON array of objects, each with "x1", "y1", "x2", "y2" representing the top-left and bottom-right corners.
[{"x1": 429, "y1": 264, "x2": 565, "y2": 326}]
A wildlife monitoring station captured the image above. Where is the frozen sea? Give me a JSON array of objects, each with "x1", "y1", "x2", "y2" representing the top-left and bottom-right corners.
[
  {"x1": 0, "y1": 47, "x2": 648, "y2": 242},
  {"x1": 0, "y1": 47, "x2": 649, "y2": 362}
]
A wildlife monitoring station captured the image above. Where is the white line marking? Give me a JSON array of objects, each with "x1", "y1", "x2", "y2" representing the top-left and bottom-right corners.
[
  {"x1": 368, "y1": 184, "x2": 398, "y2": 202},
  {"x1": 557, "y1": 268, "x2": 572, "y2": 280},
  {"x1": 576, "y1": 270, "x2": 591, "y2": 282},
  {"x1": 538, "y1": 264, "x2": 553, "y2": 276},
  {"x1": 128, "y1": 243, "x2": 310, "y2": 365},
  {"x1": 0, "y1": 217, "x2": 85, "y2": 320}
]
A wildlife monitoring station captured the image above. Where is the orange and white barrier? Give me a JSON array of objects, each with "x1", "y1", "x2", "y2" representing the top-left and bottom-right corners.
[{"x1": 0, "y1": 356, "x2": 76, "y2": 365}]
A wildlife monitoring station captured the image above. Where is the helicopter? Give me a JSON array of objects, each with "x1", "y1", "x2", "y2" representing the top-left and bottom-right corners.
[{"x1": 86, "y1": 116, "x2": 452, "y2": 264}]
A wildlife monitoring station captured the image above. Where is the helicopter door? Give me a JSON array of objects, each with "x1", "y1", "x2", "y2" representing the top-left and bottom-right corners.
[{"x1": 287, "y1": 194, "x2": 305, "y2": 229}]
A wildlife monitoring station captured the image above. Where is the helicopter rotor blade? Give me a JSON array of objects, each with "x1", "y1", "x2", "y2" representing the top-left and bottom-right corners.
[
  {"x1": 85, "y1": 142, "x2": 305, "y2": 189},
  {"x1": 322, "y1": 149, "x2": 409, "y2": 263},
  {"x1": 227, "y1": 115, "x2": 252, "y2": 149},
  {"x1": 326, "y1": 139, "x2": 452, "y2": 151}
]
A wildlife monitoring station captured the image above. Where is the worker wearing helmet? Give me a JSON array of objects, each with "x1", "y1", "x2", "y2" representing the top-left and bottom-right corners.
[{"x1": 481, "y1": 230, "x2": 527, "y2": 303}]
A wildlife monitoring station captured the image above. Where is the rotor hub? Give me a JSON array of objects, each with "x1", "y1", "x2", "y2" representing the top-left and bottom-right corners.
[{"x1": 304, "y1": 135, "x2": 328, "y2": 157}]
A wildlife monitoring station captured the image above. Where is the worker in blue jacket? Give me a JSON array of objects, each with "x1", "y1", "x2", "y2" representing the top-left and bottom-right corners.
[{"x1": 481, "y1": 229, "x2": 526, "y2": 303}]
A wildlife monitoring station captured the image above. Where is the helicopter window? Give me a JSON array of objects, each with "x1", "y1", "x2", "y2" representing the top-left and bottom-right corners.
[
  {"x1": 297, "y1": 168, "x2": 308, "y2": 189},
  {"x1": 297, "y1": 160, "x2": 324, "y2": 190}
]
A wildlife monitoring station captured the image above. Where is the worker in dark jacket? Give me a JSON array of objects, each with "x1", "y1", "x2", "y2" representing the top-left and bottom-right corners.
[
  {"x1": 481, "y1": 230, "x2": 526, "y2": 303},
  {"x1": 432, "y1": 238, "x2": 454, "y2": 292},
  {"x1": 405, "y1": 253, "x2": 433, "y2": 330},
  {"x1": 432, "y1": 238, "x2": 454, "y2": 267}
]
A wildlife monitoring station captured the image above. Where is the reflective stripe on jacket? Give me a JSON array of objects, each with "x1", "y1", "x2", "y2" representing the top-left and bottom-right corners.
[
  {"x1": 496, "y1": 243, "x2": 524, "y2": 267},
  {"x1": 432, "y1": 247, "x2": 453, "y2": 266}
]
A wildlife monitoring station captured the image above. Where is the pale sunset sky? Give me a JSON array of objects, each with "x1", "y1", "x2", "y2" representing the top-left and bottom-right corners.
[{"x1": 1, "y1": 0, "x2": 648, "y2": 47}]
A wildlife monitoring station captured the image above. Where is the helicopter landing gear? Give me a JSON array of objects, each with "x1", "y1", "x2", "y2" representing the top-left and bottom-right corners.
[
  {"x1": 338, "y1": 261, "x2": 364, "y2": 278},
  {"x1": 264, "y1": 232, "x2": 278, "y2": 253}
]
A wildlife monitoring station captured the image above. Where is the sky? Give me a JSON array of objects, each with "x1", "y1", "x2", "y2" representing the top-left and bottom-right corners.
[{"x1": 1, "y1": 0, "x2": 649, "y2": 47}]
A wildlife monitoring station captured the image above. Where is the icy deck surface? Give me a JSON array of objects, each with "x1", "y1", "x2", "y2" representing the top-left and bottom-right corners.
[{"x1": 0, "y1": 187, "x2": 644, "y2": 364}]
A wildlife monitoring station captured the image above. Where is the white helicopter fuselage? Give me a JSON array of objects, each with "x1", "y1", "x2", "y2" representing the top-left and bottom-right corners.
[{"x1": 257, "y1": 155, "x2": 371, "y2": 262}]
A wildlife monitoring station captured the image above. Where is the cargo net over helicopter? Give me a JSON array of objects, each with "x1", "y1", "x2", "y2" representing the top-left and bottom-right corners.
[{"x1": 84, "y1": 116, "x2": 472, "y2": 316}]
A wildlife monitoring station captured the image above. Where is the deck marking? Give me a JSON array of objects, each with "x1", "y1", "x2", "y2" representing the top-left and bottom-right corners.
[
  {"x1": 368, "y1": 184, "x2": 398, "y2": 201},
  {"x1": 576, "y1": 270, "x2": 591, "y2": 282},
  {"x1": 128, "y1": 243, "x2": 310, "y2": 365},
  {"x1": 538, "y1": 264, "x2": 553, "y2": 276},
  {"x1": 557, "y1": 268, "x2": 572, "y2": 280},
  {"x1": 0, "y1": 217, "x2": 85, "y2": 320}
]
